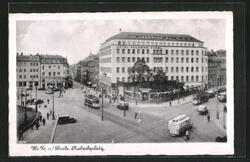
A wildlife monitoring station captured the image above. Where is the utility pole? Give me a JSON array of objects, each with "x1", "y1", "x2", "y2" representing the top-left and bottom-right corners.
[{"x1": 101, "y1": 88, "x2": 104, "y2": 121}]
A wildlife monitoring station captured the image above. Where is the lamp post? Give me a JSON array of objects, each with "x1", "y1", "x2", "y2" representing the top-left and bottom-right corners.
[
  {"x1": 223, "y1": 105, "x2": 227, "y2": 129},
  {"x1": 101, "y1": 88, "x2": 104, "y2": 121},
  {"x1": 52, "y1": 84, "x2": 55, "y2": 120},
  {"x1": 216, "y1": 92, "x2": 219, "y2": 119},
  {"x1": 35, "y1": 86, "x2": 38, "y2": 113},
  {"x1": 123, "y1": 82, "x2": 126, "y2": 117}
]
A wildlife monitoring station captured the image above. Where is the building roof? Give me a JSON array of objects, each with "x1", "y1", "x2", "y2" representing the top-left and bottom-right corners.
[{"x1": 104, "y1": 32, "x2": 203, "y2": 44}]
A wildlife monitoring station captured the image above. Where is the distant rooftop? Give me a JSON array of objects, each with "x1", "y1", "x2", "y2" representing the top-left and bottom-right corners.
[{"x1": 104, "y1": 32, "x2": 203, "y2": 44}]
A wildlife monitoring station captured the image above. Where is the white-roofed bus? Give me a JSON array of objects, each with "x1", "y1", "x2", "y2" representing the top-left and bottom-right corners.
[{"x1": 168, "y1": 114, "x2": 193, "y2": 136}]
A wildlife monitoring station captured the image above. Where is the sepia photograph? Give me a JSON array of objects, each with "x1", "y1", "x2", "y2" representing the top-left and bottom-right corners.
[{"x1": 9, "y1": 12, "x2": 234, "y2": 156}]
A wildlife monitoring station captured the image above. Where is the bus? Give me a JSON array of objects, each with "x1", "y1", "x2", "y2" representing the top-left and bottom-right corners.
[
  {"x1": 84, "y1": 94, "x2": 100, "y2": 109},
  {"x1": 168, "y1": 114, "x2": 193, "y2": 136},
  {"x1": 193, "y1": 92, "x2": 209, "y2": 105}
]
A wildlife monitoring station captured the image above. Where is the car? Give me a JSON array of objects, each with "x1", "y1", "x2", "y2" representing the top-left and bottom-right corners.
[
  {"x1": 206, "y1": 90, "x2": 215, "y2": 98},
  {"x1": 33, "y1": 99, "x2": 44, "y2": 105},
  {"x1": 82, "y1": 89, "x2": 87, "y2": 93},
  {"x1": 197, "y1": 105, "x2": 208, "y2": 115},
  {"x1": 216, "y1": 136, "x2": 227, "y2": 142},
  {"x1": 25, "y1": 98, "x2": 35, "y2": 104},
  {"x1": 38, "y1": 87, "x2": 46, "y2": 90},
  {"x1": 217, "y1": 92, "x2": 227, "y2": 102},
  {"x1": 45, "y1": 89, "x2": 53, "y2": 94},
  {"x1": 54, "y1": 88, "x2": 59, "y2": 91},
  {"x1": 116, "y1": 102, "x2": 129, "y2": 110},
  {"x1": 26, "y1": 87, "x2": 32, "y2": 91},
  {"x1": 58, "y1": 116, "x2": 77, "y2": 125}
]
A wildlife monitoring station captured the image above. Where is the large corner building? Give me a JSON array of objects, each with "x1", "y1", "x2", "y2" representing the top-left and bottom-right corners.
[{"x1": 99, "y1": 32, "x2": 208, "y2": 95}]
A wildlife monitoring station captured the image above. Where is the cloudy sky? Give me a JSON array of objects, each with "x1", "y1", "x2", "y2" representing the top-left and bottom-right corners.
[{"x1": 16, "y1": 19, "x2": 226, "y2": 65}]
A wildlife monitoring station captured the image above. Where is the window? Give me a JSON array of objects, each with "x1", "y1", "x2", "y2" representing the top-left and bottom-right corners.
[
  {"x1": 186, "y1": 58, "x2": 189, "y2": 63},
  {"x1": 19, "y1": 75, "x2": 22, "y2": 79},
  {"x1": 122, "y1": 49, "x2": 125, "y2": 54},
  {"x1": 191, "y1": 67, "x2": 194, "y2": 72},
  {"x1": 132, "y1": 49, "x2": 135, "y2": 54},
  {"x1": 128, "y1": 67, "x2": 130, "y2": 73},
  {"x1": 165, "y1": 50, "x2": 168, "y2": 55},
  {"x1": 147, "y1": 49, "x2": 149, "y2": 54},
  {"x1": 176, "y1": 67, "x2": 179, "y2": 73},
  {"x1": 24, "y1": 69, "x2": 26, "y2": 72},
  {"x1": 171, "y1": 76, "x2": 174, "y2": 80},
  {"x1": 196, "y1": 58, "x2": 199, "y2": 63},
  {"x1": 30, "y1": 75, "x2": 32, "y2": 78},
  {"x1": 191, "y1": 76, "x2": 194, "y2": 81},
  {"x1": 53, "y1": 72, "x2": 56, "y2": 76},
  {"x1": 181, "y1": 76, "x2": 184, "y2": 82},
  {"x1": 165, "y1": 57, "x2": 169, "y2": 63},
  {"x1": 196, "y1": 50, "x2": 199, "y2": 56},
  {"x1": 196, "y1": 76, "x2": 199, "y2": 81},
  {"x1": 181, "y1": 67, "x2": 184, "y2": 72},
  {"x1": 30, "y1": 69, "x2": 32, "y2": 72},
  {"x1": 19, "y1": 82, "x2": 22, "y2": 86},
  {"x1": 176, "y1": 50, "x2": 179, "y2": 55},
  {"x1": 142, "y1": 49, "x2": 145, "y2": 54},
  {"x1": 202, "y1": 67, "x2": 204, "y2": 72},
  {"x1": 24, "y1": 75, "x2": 26, "y2": 78},
  {"x1": 122, "y1": 41, "x2": 125, "y2": 45},
  {"x1": 191, "y1": 50, "x2": 194, "y2": 55},
  {"x1": 186, "y1": 76, "x2": 189, "y2": 81},
  {"x1": 49, "y1": 65, "x2": 51, "y2": 68},
  {"x1": 58, "y1": 72, "x2": 60, "y2": 75},
  {"x1": 196, "y1": 67, "x2": 199, "y2": 72},
  {"x1": 137, "y1": 57, "x2": 140, "y2": 61},
  {"x1": 165, "y1": 67, "x2": 168, "y2": 73},
  {"x1": 49, "y1": 72, "x2": 51, "y2": 76},
  {"x1": 186, "y1": 50, "x2": 189, "y2": 55},
  {"x1": 137, "y1": 49, "x2": 140, "y2": 54},
  {"x1": 176, "y1": 76, "x2": 179, "y2": 81},
  {"x1": 171, "y1": 57, "x2": 174, "y2": 63},
  {"x1": 116, "y1": 67, "x2": 120, "y2": 73},
  {"x1": 42, "y1": 72, "x2": 45, "y2": 76},
  {"x1": 202, "y1": 58, "x2": 204, "y2": 63},
  {"x1": 116, "y1": 49, "x2": 120, "y2": 54},
  {"x1": 181, "y1": 57, "x2": 184, "y2": 63},
  {"x1": 171, "y1": 67, "x2": 174, "y2": 73},
  {"x1": 122, "y1": 67, "x2": 125, "y2": 73},
  {"x1": 122, "y1": 77, "x2": 125, "y2": 82},
  {"x1": 116, "y1": 57, "x2": 120, "y2": 62},
  {"x1": 127, "y1": 57, "x2": 131, "y2": 62},
  {"x1": 42, "y1": 66, "x2": 45, "y2": 70},
  {"x1": 116, "y1": 77, "x2": 120, "y2": 82},
  {"x1": 30, "y1": 62, "x2": 32, "y2": 66},
  {"x1": 171, "y1": 50, "x2": 174, "y2": 55},
  {"x1": 186, "y1": 67, "x2": 189, "y2": 72},
  {"x1": 122, "y1": 57, "x2": 125, "y2": 63},
  {"x1": 176, "y1": 58, "x2": 179, "y2": 63},
  {"x1": 181, "y1": 50, "x2": 184, "y2": 55},
  {"x1": 132, "y1": 57, "x2": 135, "y2": 62},
  {"x1": 127, "y1": 49, "x2": 130, "y2": 54},
  {"x1": 191, "y1": 58, "x2": 194, "y2": 63},
  {"x1": 118, "y1": 41, "x2": 121, "y2": 45}
]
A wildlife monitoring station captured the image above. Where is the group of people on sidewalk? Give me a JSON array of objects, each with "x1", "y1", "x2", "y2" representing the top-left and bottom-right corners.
[{"x1": 18, "y1": 97, "x2": 55, "y2": 141}]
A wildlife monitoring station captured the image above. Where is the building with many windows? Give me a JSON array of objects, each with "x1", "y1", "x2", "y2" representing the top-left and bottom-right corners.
[
  {"x1": 99, "y1": 32, "x2": 208, "y2": 94},
  {"x1": 16, "y1": 53, "x2": 70, "y2": 89},
  {"x1": 207, "y1": 50, "x2": 226, "y2": 88},
  {"x1": 16, "y1": 53, "x2": 40, "y2": 89}
]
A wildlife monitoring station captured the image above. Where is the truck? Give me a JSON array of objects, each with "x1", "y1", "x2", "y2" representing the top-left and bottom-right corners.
[
  {"x1": 193, "y1": 92, "x2": 209, "y2": 105},
  {"x1": 168, "y1": 114, "x2": 193, "y2": 136}
]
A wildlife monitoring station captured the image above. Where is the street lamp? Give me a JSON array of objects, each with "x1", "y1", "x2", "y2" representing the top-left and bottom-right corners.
[
  {"x1": 52, "y1": 84, "x2": 55, "y2": 120},
  {"x1": 101, "y1": 88, "x2": 104, "y2": 121},
  {"x1": 35, "y1": 86, "x2": 38, "y2": 113},
  {"x1": 123, "y1": 82, "x2": 126, "y2": 117},
  {"x1": 216, "y1": 92, "x2": 219, "y2": 119}
]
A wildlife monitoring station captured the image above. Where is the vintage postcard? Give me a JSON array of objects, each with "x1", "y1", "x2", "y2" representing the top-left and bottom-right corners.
[{"x1": 9, "y1": 11, "x2": 234, "y2": 156}]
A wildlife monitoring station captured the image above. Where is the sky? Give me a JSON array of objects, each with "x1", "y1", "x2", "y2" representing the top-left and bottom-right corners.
[{"x1": 16, "y1": 19, "x2": 226, "y2": 65}]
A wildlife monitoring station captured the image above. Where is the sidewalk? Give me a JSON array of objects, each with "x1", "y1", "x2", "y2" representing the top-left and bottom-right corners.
[{"x1": 18, "y1": 102, "x2": 58, "y2": 144}]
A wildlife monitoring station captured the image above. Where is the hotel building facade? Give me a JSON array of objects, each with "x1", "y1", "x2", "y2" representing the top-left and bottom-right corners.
[{"x1": 99, "y1": 32, "x2": 208, "y2": 95}]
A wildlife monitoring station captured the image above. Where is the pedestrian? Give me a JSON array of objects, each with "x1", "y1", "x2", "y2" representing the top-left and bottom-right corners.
[
  {"x1": 135, "y1": 111, "x2": 137, "y2": 119},
  {"x1": 39, "y1": 115, "x2": 42, "y2": 122},
  {"x1": 183, "y1": 96, "x2": 185, "y2": 100},
  {"x1": 169, "y1": 101, "x2": 172, "y2": 107},
  {"x1": 47, "y1": 99, "x2": 49, "y2": 104},
  {"x1": 35, "y1": 121, "x2": 40, "y2": 130},
  {"x1": 136, "y1": 100, "x2": 137, "y2": 105},
  {"x1": 42, "y1": 118, "x2": 46, "y2": 126},
  {"x1": 207, "y1": 112, "x2": 210, "y2": 122},
  {"x1": 50, "y1": 110, "x2": 52, "y2": 115},
  {"x1": 185, "y1": 129, "x2": 190, "y2": 141},
  {"x1": 47, "y1": 112, "x2": 49, "y2": 120},
  {"x1": 19, "y1": 129, "x2": 24, "y2": 140}
]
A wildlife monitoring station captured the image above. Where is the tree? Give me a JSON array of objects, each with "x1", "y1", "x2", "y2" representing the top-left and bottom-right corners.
[{"x1": 128, "y1": 59, "x2": 150, "y2": 82}]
